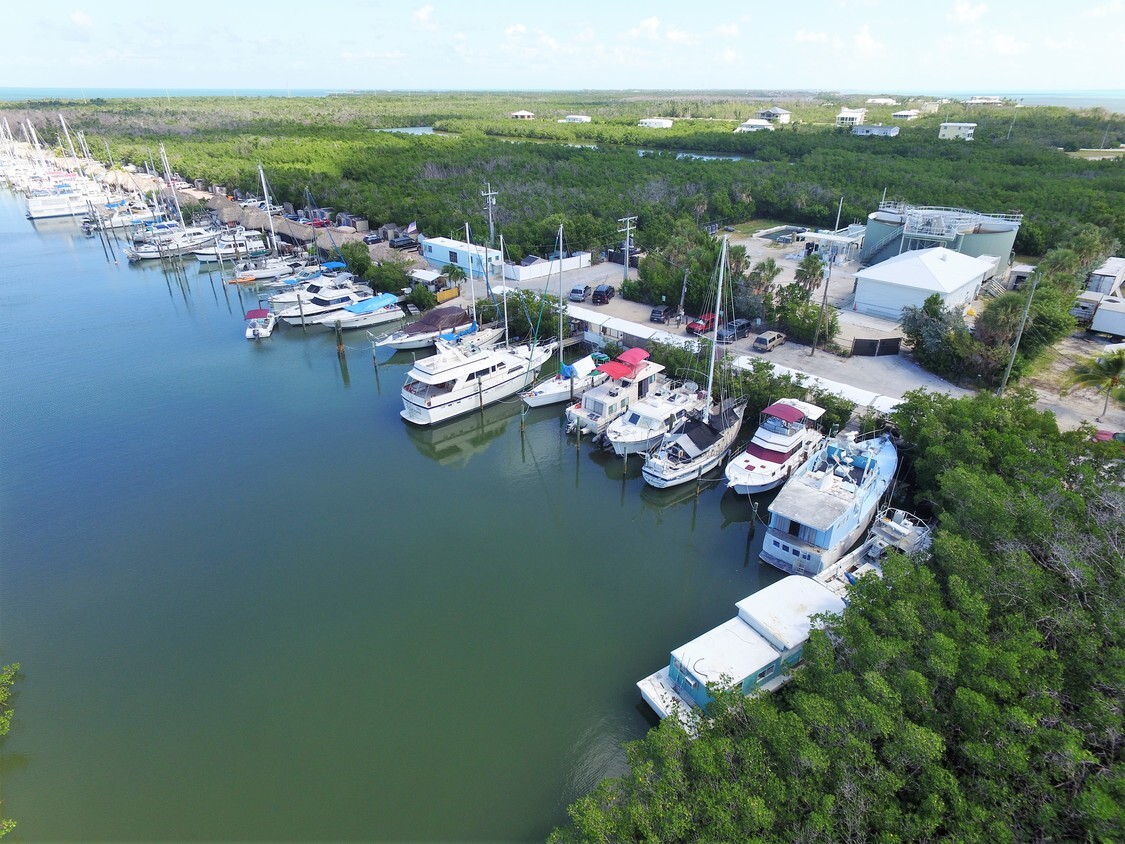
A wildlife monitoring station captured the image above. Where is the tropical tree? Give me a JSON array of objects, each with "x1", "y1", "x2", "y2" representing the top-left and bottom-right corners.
[
  {"x1": 1067, "y1": 349, "x2": 1125, "y2": 419},
  {"x1": 442, "y1": 263, "x2": 466, "y2": 286},
  {"x1": 794, "y1": 252, "x2": 825, "y2": 293},
  {"x1": 746, "y1": 257, "x2": 781, "y2": 294},
  {"x1": 0, "y1": 662, "x2": 19, "y2": 838}
]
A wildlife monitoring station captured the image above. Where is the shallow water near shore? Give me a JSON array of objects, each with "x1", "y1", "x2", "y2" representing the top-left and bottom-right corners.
[{"x1": 0, "y1": 189, "x2": 783, "y2": 841}]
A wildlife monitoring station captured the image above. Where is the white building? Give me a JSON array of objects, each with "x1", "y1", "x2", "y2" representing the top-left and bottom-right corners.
[
  {"x1": 419, "y1": 236, "x2": 503, "y2": 280},
  {"x1": 836, "y1": 108, "x2": 867, "y2": 127},
  {"x1": 562, "y1": 115, "x2": 591, "y2": 123},
  {"x1": 509, "y1": 110, "x2": 535, "y2": 120},
  {"x1": 638, "y1": 118, "x2": 673, "y2": 129},
  {"x1": 921, "y1": 102, "x2": 941, "y2": 114},
  {"x1": 853, "y1": 247, "x2": 994, "y2": 320},
  {"x1": 892, "y1": 109, "x2": 920, "y2": 120},
  {"x1": 852, "y1": 125, "x2": 899, "y2": 137},
  {"x1": 734, "y1": 118, "x2": 775, "y2": 133},
  {"x1": 939, "y1": 122, "x2": 977, "y2": 140},
  {"x1": 756, "y1": 106, "x2": 792, "y2": 124},
  {"x1": 866, "y1": 97, "x2": 898, "y2": 105},
  {"x1": 964, "y1": 96, "x2": 1004, "y2": 106}
]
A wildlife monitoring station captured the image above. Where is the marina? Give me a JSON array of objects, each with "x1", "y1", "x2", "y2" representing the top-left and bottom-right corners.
[{"x1": 0, "y1": 188, "x2": 789, "y2": 841}]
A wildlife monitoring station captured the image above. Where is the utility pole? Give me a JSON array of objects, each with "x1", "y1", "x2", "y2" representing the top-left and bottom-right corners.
[
  {"x1": 481, "y1": 182, "x2": 498, "y2": 246},
  {"x1": 997, "y1": 270, "x2": 1040, "y2": 396},
  {"x1": 617, "y1": 215, "x2": 637, "y2": 284},
  {"x1": 834, "y1": 195, "x2": 844, "y2": 232}
]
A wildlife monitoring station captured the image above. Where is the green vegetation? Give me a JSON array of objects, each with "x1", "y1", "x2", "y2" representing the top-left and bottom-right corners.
[
  {"x1": 900, "y1": 225, "x2": 1118, "y2": 386},
  {"x1": 551, "y1": 389, "x2": 1125, "y2": 842},
  {"x1": 1067, "y1": 349, "x2": 1125, "y2": 419},
  {"x1": 0, "y1": 662, "x2": 19, "y2": 838},
  {"x1": 5, "y1": 92, "x2": 1122, "y2": 263}
]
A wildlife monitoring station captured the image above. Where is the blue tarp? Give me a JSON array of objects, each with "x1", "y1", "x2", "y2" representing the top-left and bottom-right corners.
[
  {"x1": 560, "y1": 363, "x2": 576, "y2": 379},
  {"x1": 439, "y1": 321, "x2": 477, "y2": 342},
  {"x1": 344, "y1": 293, "x2": 399, "y2": 314},
  {"x1": 322, "y1": 261, "x2": 346, "y2": 269}
]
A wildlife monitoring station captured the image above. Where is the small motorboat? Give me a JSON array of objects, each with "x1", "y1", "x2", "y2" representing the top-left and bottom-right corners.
[{"x1": 245, "y1": 308, "x2": 277, "y2": 339}]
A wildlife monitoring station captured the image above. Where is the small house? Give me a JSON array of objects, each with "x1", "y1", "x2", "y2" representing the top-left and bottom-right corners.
[
  {"x1": 734, "y1": 118, "x2": 775, "y2": 133},
  {"x1": 892, "y1": 109, "x2": 920, "y2": 120},
  {"x1": 562, "y1": 115, "x2": 591, "y2": 123},
  {"x1": 852, "y1": 125, "x2": 899, "y2": 137},
  {"x1": 756, "y1": 106, "x2": 792, "y2": 124},
  {"x1": 509, "y1": 110, "x2": 535, "y2": 120},
  {"x1": 939, "y1": 122, "x2": 976, "y2": 140},
  {"x1": 836, "y1": 108, "x2": 867, "y2": 127},
  {"x1": 853, "y1": 246, "x2": 994, "y2": 320},
  {"x1": 638, "y1": 118, "x2": 673, "y2": 129},
  {"x1": 1086, "y1": 256, "x2": 1125, "y2": 297}
]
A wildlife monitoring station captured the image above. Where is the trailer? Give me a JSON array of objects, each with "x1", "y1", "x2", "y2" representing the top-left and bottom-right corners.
[{"x1": 1091, "y1": 296, "x2": 1125, "y2": 338}]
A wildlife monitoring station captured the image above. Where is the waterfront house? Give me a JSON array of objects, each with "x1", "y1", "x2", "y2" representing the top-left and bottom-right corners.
[
  {"x1": 836, "y1": 108, "x2": 867, "y2": 127},
  {"x1": 756, "y1": 106, "x2": 792, "y2": 124},
  {"x1": 939, "y1": 122, "x2": 977, "y2": 140}
]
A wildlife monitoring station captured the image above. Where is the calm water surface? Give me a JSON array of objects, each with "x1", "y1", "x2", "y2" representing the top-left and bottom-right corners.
[{"x1": 0, "y1": 189, "x2": 782, "y2": 841}]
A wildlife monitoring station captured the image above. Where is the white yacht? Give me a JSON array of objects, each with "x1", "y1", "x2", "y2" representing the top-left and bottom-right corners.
[
  {"x1": 266, "y1": 271, "x2": 360, "y2": 306},
  {"x1": 604, "y1": 380, "x2": 707, "y2": 456},
  {"x1": 564, "y1": 348, "x2": 665, "y2": 437},
  {"x1": 308, "y1": 293, "x2": 404, "y2": 330},
  {"x1": 193, "y1": 228, "x2": 269, "y2": 263},
  {"x1": 124, "y1": 226, "x2": 221, "y2": 261},
  {"x1": 277, "y1": 287, "x2": 373, "y2": 326},
  {"x1": 724, "y1": 399, "x2": 826, "y2": 495},
  {"x1": 401, "y1": 340, "x2": 557, "y2": 426}
]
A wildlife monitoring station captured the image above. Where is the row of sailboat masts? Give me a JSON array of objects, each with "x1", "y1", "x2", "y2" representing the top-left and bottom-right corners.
[
  {"x1": 158, "y1": 143, "x2": 185, "y2": 229},
  {"x1": 259, "y1": 163, "x2": 279, "y2": 255}
]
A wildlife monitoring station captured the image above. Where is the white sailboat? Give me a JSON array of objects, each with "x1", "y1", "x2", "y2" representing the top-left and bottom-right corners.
[{"x1": 642, "y1": 238, "x2": 748, "y2": 488}]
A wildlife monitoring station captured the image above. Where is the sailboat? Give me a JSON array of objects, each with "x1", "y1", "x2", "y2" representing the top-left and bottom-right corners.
[
  {"x1": 520, "y1": 225, "x2": 610, "y2": 407},
  {"x1": 641, "y1": 238, "x2": 748, "y2": 488}
]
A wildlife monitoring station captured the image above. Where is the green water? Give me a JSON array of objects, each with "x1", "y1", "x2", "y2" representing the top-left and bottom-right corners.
[{"x1": 0, "y1": 190, "x2": 781, "y2": 841}]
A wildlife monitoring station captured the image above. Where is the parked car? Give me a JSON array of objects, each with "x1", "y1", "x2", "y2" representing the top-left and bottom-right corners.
[
  {"x1": 686, "y1": 312, "x2": 717, "y2": 335},
  {"x1": 752, "y1": 330, "x2": 787, "y2": 352},
  {"x1": 592, "y1": 284, "x2": 615, "y2": 305},
  {"x1": 362, "y1": 233, "x2": 384, "y2": 245},
  {"x1": 569, "y1": 284, "x2": 592, "y2": 302},
  {"x1": 305, "y1": 218, "x2": 329, "y2": 228},
  {"x1": 389, "y1": 236, "x2": 418, "y2": 250},
  {"x1": 716, "y1": 318, "x2": 754, "y2": 344},
  {"x1": 650, "y1": 304, "x2": 673, "y2": 323}
]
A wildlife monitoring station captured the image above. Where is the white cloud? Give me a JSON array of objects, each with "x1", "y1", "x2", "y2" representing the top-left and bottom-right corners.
[
  {"x1": 714, "y1": 23, "x2": 739, "y2": 38},
  {"x1": 505, "y1": 23, "x2": 525, "y2": 37},
  {"x1": 794, "y1": 28, "x2": 828, "y2": 43},
  {"x1": 991, "y1": 33, "x2": 1027, "y2": 55},
  {"x1": 412, "y1": 4, "x2": 435, "y2": 30},
  {"x1": 854, "y1": 23, "x2": 882, "y2": 55},
  {"x1": 720, "y1": 48, "x2": 738, "y2": 63},
  {"x1": 948, "y1": 1, "x2": 987, "y2": 24},
  {"x1": 575, "y1": 26, "x2": 596, "y2": 43},
  {"x1": 1042, "y1": 35, "x2": 1076, "y2": 50},
  {"x1": 623, "y1": 17, "x2": 661, "y2": 40},
  {"x1": 69, "y1": 10, "x2": 92, "y2": 29},
  {"x1": 665, "y1": 28, "x2": 700, "y2": 45},
  {"x1": 539, "y1": 34, "x2": 560, "y2": 52},
  {"x1": 1084, "y1": 0, "x2": 1122, "y2": 16}
]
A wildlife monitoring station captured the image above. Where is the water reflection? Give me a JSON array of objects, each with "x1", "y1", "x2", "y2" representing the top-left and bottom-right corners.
[{"x1": 403, "y1": 400, "x2": 524, "y2": 466}]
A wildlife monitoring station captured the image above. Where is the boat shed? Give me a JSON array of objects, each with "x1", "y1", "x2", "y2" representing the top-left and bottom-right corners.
[{"x1": 854, "y1": 247, "x2": 994, "y2": 320}]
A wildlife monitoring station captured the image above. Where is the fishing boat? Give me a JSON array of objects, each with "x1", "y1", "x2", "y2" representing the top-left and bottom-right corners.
[
  {"x1": 520, "y1": 352, "x2": 610, "y2": 408},
  {"x1": 276, "y1": 287, "x2": 373, "y2": 326},
  {"x1": 759, "y1": 430, "x2": 899, "y2": 575},
  {"x1": 244, "y1": 308, "x2": 277, "y2": 339},
  {"x1": 308, "y1": 293, "x2": 404, "y2": 330},
  {"x1": 266, "y1": 271, "x2": 364, "y2": 307},
  {"x1": 228, "y1": 256, "x2": 310, "y2": 283},
  {"x1": 642, "y1": 238, "x2": 748, "y2": 488},
  {"x1": 400, "y1": 338, "x2": 558, "y2": 426},
  {"x1": 724, "y1": 399, "x2": 827, "y2": 495},
  {"x1": 564, "y1": 348, "x2": 665, "y2": 437},
  {"x1": 603, "y1": 379, "x2": 707, "y2": 456},
  {"x1": 374, "y1": 306, "x2": 475, "y2": 351},
  {"x1": 816, "y1": 507, "x2": 931, "y2": 599}
]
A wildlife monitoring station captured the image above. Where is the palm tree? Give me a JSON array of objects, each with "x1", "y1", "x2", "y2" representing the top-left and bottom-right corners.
[
  {"x1": 442, "y1": 263, "x2": 466, "y2": 289},
  {"x1": 1067, "y1": 350, "x2": 1125, "y2": 420},
  {"x1": 795, "y1": 253, "x2": 826, "y2": 294},
  {"x1": 747, "y1": 258, "x2": 781, "y2": 294}
]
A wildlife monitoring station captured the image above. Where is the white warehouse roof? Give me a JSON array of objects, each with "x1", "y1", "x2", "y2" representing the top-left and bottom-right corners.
[{"x1": 856, "y1": 247, "x2": 995, "y2": 293}]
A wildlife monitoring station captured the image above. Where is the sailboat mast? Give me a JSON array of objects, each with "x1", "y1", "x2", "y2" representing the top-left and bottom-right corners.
[
  {"x1": 704, "y1": 238, "x2": 728, "y2": 425},
  {"x1": 556, "y1": 224, "x2": 564, "y2": 347},
  {"x1": 159, "y1": 143, "x2": 185, "y2": 228},
  {"x1": 464, "y1": 222, "x2": 476, "y2": 323},
  {"x1": 499, "y1": 233, "x2": 509, "y2": 346},
  {"x1": 259, "y1": 163, "x2": 278, "y2": 254}
]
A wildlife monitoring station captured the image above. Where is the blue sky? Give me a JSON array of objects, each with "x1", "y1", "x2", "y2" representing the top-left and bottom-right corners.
[{"x1": 2, "y1": 1, "x2": 1123, "y2": 93}]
